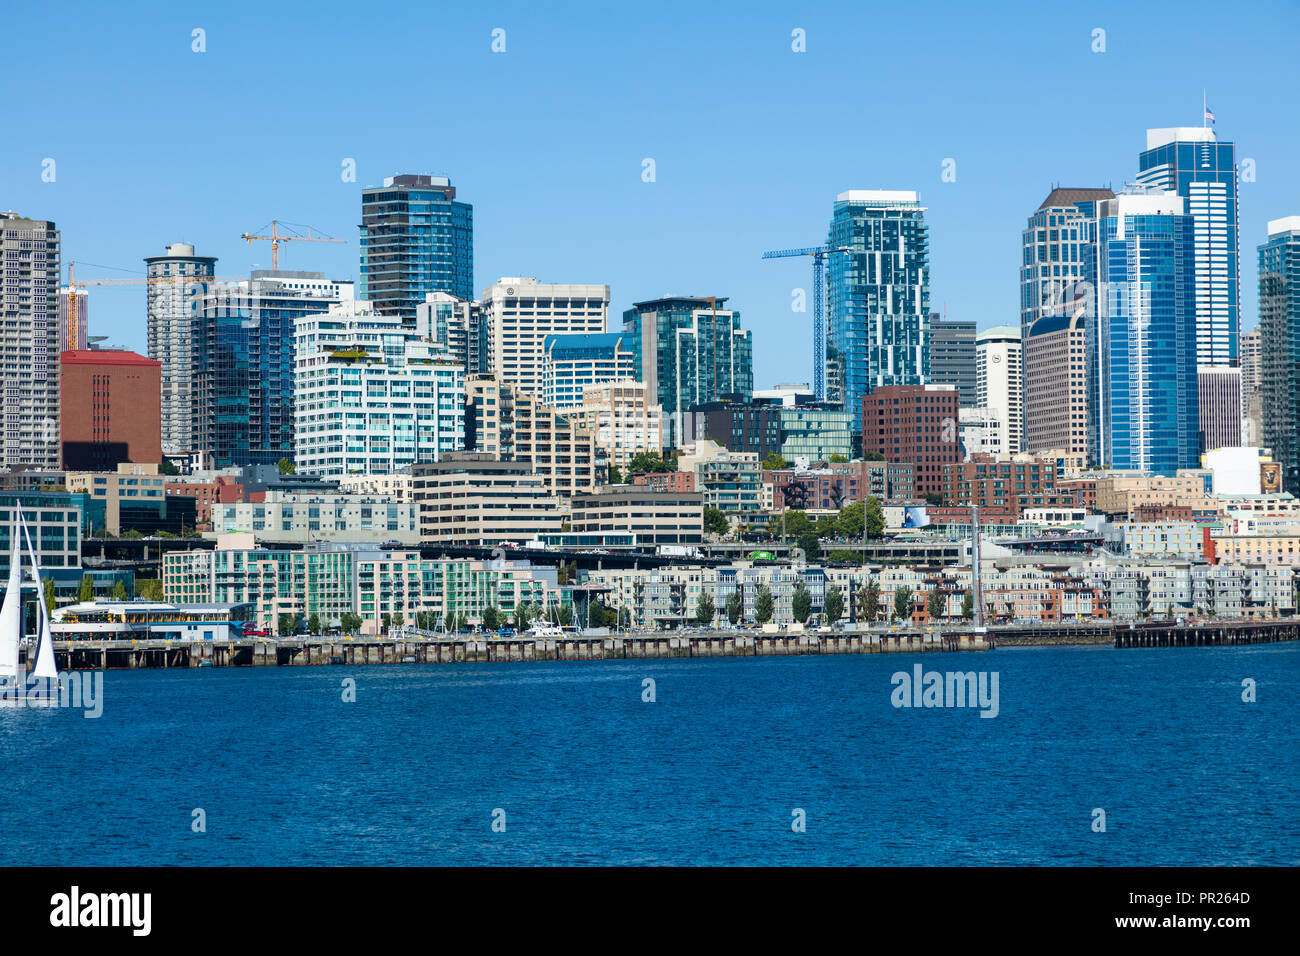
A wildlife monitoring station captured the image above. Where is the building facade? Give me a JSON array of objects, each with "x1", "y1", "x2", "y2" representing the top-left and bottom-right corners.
[
  {"x1": 541, "y1": 332, "x2": 635, "y2": 408},
  {"x1": 860, "y1": 384, "x2": 960, "y2": 497},
  {"x1": 976, "y1": 325, "x2": 1024, "y2": 454},
  {"x1": 60, "y1": 349, "x2": 162, "y2": 470},
  {"x1": 568, "y1": 486, "x2": 704, "y2": 548},
  {"x1": 1, "y1": 213, "x2": 61, "y2": 469},
  {"x1": 481, "y1": 278, "x2": 610, "y2": 397},
  {"x1": 928, "y1": 315, "x2": 976, "y2": 406},
  {"x1": 1259, "y1": 217, "x2": 1300, "y2": 493},
  {"x1": 411, "y1": 454, "x2": 563, "y2": 544},
  {"x1": 1025, "y1": 312, "x2": 1088, "y2": 457},
  {"x1": 567, "y1": 380, "x2": 663, "y2": 477}
]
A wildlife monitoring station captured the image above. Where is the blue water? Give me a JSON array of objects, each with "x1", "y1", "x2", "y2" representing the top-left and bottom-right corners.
[{"x1": 2, "y1": 644, "x2": 1297, "y2": 865}]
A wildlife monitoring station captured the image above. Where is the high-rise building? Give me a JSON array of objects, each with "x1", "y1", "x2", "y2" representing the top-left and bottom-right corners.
[
  {"x1": 1198, "y1": 366, "x2": 1243, "y2": 453},
  {"x1": 58, "y1": 287, "x2": 89, "y2": 352},
  {"x1": 194, "y1": 271, "x2": 353, "y2": 467},
  {"x1": 60, "y1": 349, "x2": 161, "y2": 470},
  {"x1": 976, "y1": 326, "x2": 1024, "y2": 454},
  {"x1": 860, "y1": 384, "x2": 960, "y2": 497},
  {"x1": 622, "y1": 296, "x2": 753, "y2": 449},
  {"x1": 1240, "y1": 329, "x2": 1262, "y2": 445},
  {"x1": 145, "y1": 242, "x2": 218, "y2": 458},
  {"x1": 1090, "y1": 191, "x2": 1199, "y2": 475},
  {"x1": 1259, "y1": 217, "x2": 1300, "y2": 492},
  {"x1": 825, "y1": 190, "x2": 931, "y2": 438},
  {"x1": 928, "y1": 315, "x2": 976, "y2": 406},
  {"x1": 294, "y1": 300, "x2": 466, "y2": 478},
  {"x1": 0, "y1": 213, "x2": 61, "y2": 469},
  {"x1": 1025, "y1": 313, "x2": 1089, "y2": 457},
  {"x1": 480, "y1": 277, "x2": 610, "y2": 397},
  {"x1": 359, "y1": 174, "x2": 473, "y2": 319},
  {"x1": 567, "y1": 380, "x2": 663, "y2": 477},
  {"x1": 541, "y1": 332, "x2": 635, "y2": 408},
  {"x1": 415, "y1": 292, "x2": 485, "y2": 374}
]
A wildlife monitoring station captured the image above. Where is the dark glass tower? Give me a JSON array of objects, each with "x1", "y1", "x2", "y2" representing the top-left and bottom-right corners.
[{"x1": 1259, "y1": 217, "x2": 1300, "y2": 492}]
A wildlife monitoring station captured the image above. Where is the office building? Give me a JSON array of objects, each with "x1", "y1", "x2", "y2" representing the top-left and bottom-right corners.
[
  {"x1": 541, "y1": 332, "x2": 635, "y2": 408},
  {"x1": 676, "y1": 441, "x2": 764, "y2": 515},
  {"x1": 826, "y1": 190, "x2": 931, "y2": 437},
  {"x1": 1090, "y1": 191, "x2": 1200, "y2": 475},
  {"x1": 683, "y1": 392, "x2": 853, "y2": 464},
  {"x1": 145, "y1": 242, "x2": 218, "y2": 458},
  {"x1": 1020, "y1": 187, "x2": 1114, "y2": 342},
  {"x1": 1259, "y1": 216, "x2": 1300, "y2": 492},
  {"x1": 359, "y1": 174, "x2": 473, "y2": 318},
  {"x1": 64, "y1": 462, "x2": 197, "y2": 536},
  {"x1": 1, "y1": 213, "x2": 61, "y2": 468},
  {"x1": 411, "y1": 453, "x2": 563, "y2": 545},
  {"x1": 60, "y1": 349, "x2": 162, "y2": 470},
  {"x1": 1025, "y1": 312, "x2": 1089, "y2": 457},
  {"x1": 622, "y1": 296, "x2": 753, "y2": 449},
  {"x1": 568, "y1": 486, "x2": 704, "y2": 548},
  {"x1": 567, "y1": 380, "x2": 663, "y2": 477},
  {"x1": 976, "y1": 326, "x2": 1023, "y2": 454},
  {"x1": 1198, "y1": 366, "x2": 1243, "y2": 453},
  {"x1": 294, "y1": 300, "x2": 466, "y2": 478},
  {"x1": 928, "y1": 315, "x2": 977, "y2": 406},
  {"x1": 1240, "y1": 329, "x2": 1262, "y2": 445},
  {"x1": 481, "y1": 277, "x2": 610, "y2": 397},
  {"x1": 861, "y1": 384, "x2": 960, "y2": 497}
]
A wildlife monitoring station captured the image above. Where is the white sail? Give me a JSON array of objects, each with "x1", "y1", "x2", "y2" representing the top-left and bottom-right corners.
[
  {"x1": 0, "y1": 501, "x2": 22, "y2": 680},
  {"x1": 21, "y1": 511, "x2": 58, "y2": 680}
]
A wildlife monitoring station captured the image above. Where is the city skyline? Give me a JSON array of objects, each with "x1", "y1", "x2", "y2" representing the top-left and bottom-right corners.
[{"x1": 3, "y1": 1, "x2": 1297, "y2": 391}]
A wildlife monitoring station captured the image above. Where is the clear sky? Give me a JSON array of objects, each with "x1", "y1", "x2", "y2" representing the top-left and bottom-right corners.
[{"x1": 3, "y1": 0, "x2": 1297, "y2": 388}]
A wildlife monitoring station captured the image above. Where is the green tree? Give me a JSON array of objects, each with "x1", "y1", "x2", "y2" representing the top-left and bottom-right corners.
[
  {"x1": 308, "y1": 612, "x2": 321, "y2": 634},
  {"x1": 796, "y1": 532, "x2": 821, "y2": 561},
  {"x1": 78, "y1": 574, "x2": 94, "y2": 602},
  {"x1": 783, "y1": 510, "x2": 814, "y2": 537},
  {"x1": 608, "y1": 465, "x2": 624, "y2": 485},
  {"x1": 926, "y1": 588, "x2": 945, "y2": 622},
  {"x1": 340, "y1": 612, "x2": 361, "y2": 634},
  {"x1": 894, "y1": 586, "x2": 915, "y2": 623},
  {"x1": 482, "y1": 606, "x2": 500, "y2": 631},
  {"x1": 111, "y1": 579, "x2": 129, "y2": 601},
  {"x1": 761, "y1": 451, "x2": 788, "y2": 471},
  {"x1": 961, "y1": 590, "x2": 974, "y2": 621},
  {"x1": 393, "y1": 611, "x2": 404, "y2": 627},
  {"x1": 829, "y1": 453, "x2": 849, "y2": 463},
  {"x1": 555, "y1": 604, "x2": 573, "y2": 627},
  {"x1": 277, "y1": 457, "x2": 295, "y2": 475},
  {"x1": 726, "y1": 590, "x2": 742, "y2": 625},
  {"x1": 43, "y1": 578, "x2": 56, "y2": 613},
  {"x1": 754, "y1": 584, "x2": 774, "y2": 625},
  {"x1": 514, "y1": 601, "x2": 534, "y2": 630},
  {"x1": 860, "y1": 580, "x2": 881, "y2": 623},
  {"x1": 702, "y1": 506, "x2": 730, "y2": 536},
  {"x1": 922, "y1": 492, "x2": 944, "y2": 507},
  {"x1": 278, "y1": 613, "x2": 296, "y2": 636},
  {"x1": 381, "y1": 612, "x2": 392, "y2": 632},
  {"x1": 158, "y1": 458, "x2": 180, "y2": 476},
  {"x1": 825, "y1": 586, "x2": 844, "y2": 625},
  {"x1": 696, "y1": 591, "x2": 716, "y2": 625},
  {"x1": 136, "y1": 578, "x2": 164, "y2": 601},
  {"x1": 835, "y1": 498, "x2": 884, "y2": 540},
  {"x1": 791, "y1": 584, "x2": 812, "y2": 624},
  {"x1": 628, "y1": 451, "x2": 673, "y2": 475}
]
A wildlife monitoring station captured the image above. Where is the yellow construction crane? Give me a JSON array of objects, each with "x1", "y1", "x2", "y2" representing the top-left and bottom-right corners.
[
  {"x1": 239, "y1": 220, "x2": 345, "y2": 271},
  {"x1": 62, "y1": 261, "x2": 244, "y2": 346}
]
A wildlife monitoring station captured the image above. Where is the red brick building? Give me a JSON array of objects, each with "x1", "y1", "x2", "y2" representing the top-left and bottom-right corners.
[
  {"x1": 60, "y1": 349, "x2": 161, "y2": 470},
  {"x1": 165, "y1": 475, "x2": 246, "y2": 530},
  {"x1": 860, "y1": 385, "x2": 960, "y2": 497},
  {"x1": 631, "y1": 471, "x2": 695, "y2": 493},
  {"x1": 939, "y1": 454, "x2": 1071, "y2": 512}
]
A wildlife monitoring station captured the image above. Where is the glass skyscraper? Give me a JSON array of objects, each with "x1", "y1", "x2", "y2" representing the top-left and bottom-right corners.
[
  {"x1": 1089, "y1": 192, "x2": 1199, "y2": 475},
  {"x1": 359, "y1": 175, "x2": 473, "y2": 320},
  {"x1": 622, "y1": 296, "x2": 753, "y2": 450},
  {"x1": 1259, "y1": 216, "x2": 1300, "y2": 492},
  {"x1": 825, "y1": 190, "x2": 930, "y2": 438}
]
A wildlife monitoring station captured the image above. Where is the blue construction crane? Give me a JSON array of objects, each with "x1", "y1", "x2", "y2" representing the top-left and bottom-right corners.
[{"x1": 760, "y1": 245, "x2": 850, "y2": 402}]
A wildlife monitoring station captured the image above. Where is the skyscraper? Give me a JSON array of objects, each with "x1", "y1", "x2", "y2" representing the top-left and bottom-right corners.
[
  {"x1": 622, "y1": 296, "x2": 753, "y2": 449},
  {"x1": 1090, "y1": 191, "x2": 1199, "y2": 475},
  {"x1": 416, "y1": 292, "x2": 485, "y2": 374},
  {"x1": 1240, "y1": 329, "x2": 1262, "y2": 445},
  {"x1": 1138, "y1": 126, "x2": 1241, "y2": 448},
  {"x1": 0, "y1": 212, "x2": 61, "y2": 468},
  {"x1": 928, "y1": 314, "x2": 976, "y2": 406},
  {"x1": 359, "y1": 174, "x2": 473, "y2": 320},
  {"x1": 1259, "y1": 217, "x2": 1300, "y2": 491},
  {"x1": 194, "y1": 271, "x2": 353, "y2": 467},
  {"x1": 825, "y1": 190, "x2": 931, "y2": 438},
  {"x1": 145, "y1": 242, "x2": 217, "y2": 458},
  {"x1": 1025, "y1": 313, "x2": 1089, "y2": 458},
  {"x1": 976, "y1": 326, "x2": 1024, "y2": 454}
]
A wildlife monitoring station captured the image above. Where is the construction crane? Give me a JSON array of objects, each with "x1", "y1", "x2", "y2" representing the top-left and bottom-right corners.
[
  {"x1": 240, "y1": 220, "x2": 344, "y2": 271},
  {"x1": 62, "y1": 261, "x2": 244, "y2": 344},
  {"x1": 760, "y1": 245, "x2": 850, "y2": 402}
]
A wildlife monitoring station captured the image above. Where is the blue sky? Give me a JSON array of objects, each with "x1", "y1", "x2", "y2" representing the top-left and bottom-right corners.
[{"x1": 4, "y1": 0, "x2": 1297, "y2": 388}]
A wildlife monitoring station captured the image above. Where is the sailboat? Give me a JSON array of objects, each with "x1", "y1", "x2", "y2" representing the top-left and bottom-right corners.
[{"x1": 0, "y1": 499, "x2": 61, "y2": 702}]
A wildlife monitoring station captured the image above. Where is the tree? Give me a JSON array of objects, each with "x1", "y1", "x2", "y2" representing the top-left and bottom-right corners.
[
  {"x1": 555, "y1": 604, "x2": 573, "y2": 627},
  {"x1": 628, "y1": 451, "x2": 673, "y2": 475},
  {"x1": 791, "y1": 584, "x2": 812, "y2": 624},
  {"x1": 861, "y1": 451, "x2": 884, "y2": 461},
  {"x1": 754, "y1": 584, "x2": 774, "y2": 625},
  {"x1": 111, "y1": 579, "x2": 128, "y2": 601},
  {"x1": 859, "y1": 580, "x2": 881, "y2": 623},
  {"x1": 762, "y1": 451, "x2": 788, "y2": 471},
  {"x1": 696, "y1": 591, "x2": 716, "y2": 625},
  {"x1": 783, "y1": 510, "x2": 814, "y2": 538},
  {"x1": 43, "y1": 578, "x2": 56, "y2": 613},
  {"x1": 278, "y1": 613, "x2": 296, "y2": 637},
  {"x1": 381, "y1": 612, "x2": 392, "y2": 632},
  {"x1": 341, "y1": 612, "x2": 361, "y2": 634},
  {"x1": 894, "y1": 586, "x2": 915, "y2": 623},
  {"x1": 703, "y1": 506, "x2": 730, "y2": 536},
  {"x1": 277, "y1": 457, "x2": 295, "y2": 475},
  {"x1": 926, "y1": 588, "x2": 945, "y2": 623},
  {"x1": 825, "y1": 586, "x2": 844, "y2": 625},
  {"x1": 514, "y1": 601, "x2": 534, "y2": 630},
  {"x1": 308, "y1": 613, "x2": 321, "y2": 634},
  {"x1": 923, "y1": 492, "x2": 944, "y2": 507},
  {"x1": 482, "y1": 606, "x2": 500, "y2": 631},
  {"x1": 158, "y1": 458, "x2": 180, "y2": 476},
  {"x1": 829, "y1": 453, "x2": 849, "y2": 463},
  {"x1": 78, "y1": 574, "x2": 94, "y2": 602},
  {"x1": 608, "y1": 465, "x2": 624, "y2": 485},
  {"x1": 835, "y1": 498, "x2": 884, "y2": 541},
  {"x1": 726, "y1": 590, "x2": 742, "y2": 625},
  {"x1": 961, "y1": 590, "x2": 974, "y2": 621},
  {"x1": 796, "y1": 532, "x2": 821, "y2": 561},
  {"x1": 136, "y1": 578, "x2": 163, "y2": 601}
]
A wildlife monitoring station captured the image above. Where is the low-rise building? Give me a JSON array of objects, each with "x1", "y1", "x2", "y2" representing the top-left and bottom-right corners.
[
  {"x1": 209, "y1": 491, "x2": 419, "y2": 545},
  {"x1": 569, "y1": 486, "x2": 703, "y2": 548},
  {"x1": 411, "y1": 453, "x2": 562, "y2": 545}
]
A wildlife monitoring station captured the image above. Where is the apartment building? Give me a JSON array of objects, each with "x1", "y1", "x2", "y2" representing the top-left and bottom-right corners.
[
  {"x1": 410, "y1": 453, "x2": 562, "y2": 545},
  {"x1": 568, "y1": 486, "x2": 704, "y2": 548}
]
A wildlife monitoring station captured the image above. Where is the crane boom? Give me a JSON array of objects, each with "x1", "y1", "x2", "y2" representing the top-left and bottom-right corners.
[{"x1": 240, "y1": 219, "x2": 345, "y2": 270}]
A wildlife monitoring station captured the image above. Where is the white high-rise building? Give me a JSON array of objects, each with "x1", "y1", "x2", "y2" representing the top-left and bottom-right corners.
[
  {"x1": 976, "y1": 326, "x2": 1023, "y2": 454},
  {"x1": 145, "y1": 242, "x2": 218, "y2": 457},
  {"x1": 294, "y1": 300, "x2": 465, "y2": 478},
  {"x1": 0, "y1": 213, "x2": 61, "y2": 468},
  {"x1": 480, "y1": 277, "x2": 610, "y2": 397}
]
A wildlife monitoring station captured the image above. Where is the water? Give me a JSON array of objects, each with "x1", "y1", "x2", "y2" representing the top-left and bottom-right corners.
[{"x1": 2, "y1": 644, "x2": 1297, "y2": 865}]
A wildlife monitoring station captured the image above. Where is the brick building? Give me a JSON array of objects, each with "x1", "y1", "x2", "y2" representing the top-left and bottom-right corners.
[
  {"x1": 60, "y1": 349, "x2": 161, "y2": 470},
  {"x1": 939, "y1": 454, "x2": 1071, "y2": 512},
  {"x1": 860, "y1": 385, "x2": 960, "y2": 497}
]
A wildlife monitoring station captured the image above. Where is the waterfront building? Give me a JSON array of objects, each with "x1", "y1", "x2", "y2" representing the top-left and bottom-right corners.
[
  {"x1": 144, "y1": 243, "x2": 218, "y2": 458},
  {"x1": 0, "y1": 493, "x2": 89, "y2": 575},
  {"x1": 294, "y1": 300, "x2": 466, "y2": 478},
  {"x1": 410, "y1": 453, "x2": 563, "y2": 545},
  {"x1": 1259, "y1": 217, "x2": 1300, "y2": 493},
  {"x1": 825, "y1": 190, "x2": 931, "y2": 437},
  {"x1": 59, "y1": 349, "x2": 161, "y2": 470},
  {"x1": 359, "y1": 174, "x2": 473, "y2": 317},
  {"x1": 1090, "y1": 191, "x2": 1200, "y2": 474},
  {"x1": 541, "y1": 332, "x2": 635, "y2": 408},
  {"x1": 860, "y1": 384, "x2": 960, "y2": 497},
  {"x1": 51, "y1": 601, "x2": 254, "y2": 642},
  {"x1": 568, "y1": 486, "x2": 704, "y2": 548},
  {"x1": 567, "y1": 380, "x2": 663, "y2": 477},
  {"x1": 465, "y1": 377, "x2": 600, "y2": 498},
  {"x1": 481, "y1": 277, "x2": 610, "y2": 397},
  {"x1": 210, "y1": 491, "x2": 420, "y2": 545},
  {"x1": 1, "y1": 213, "x2": 61, "y2": 469},
  {"x1": 622, "y1": 296, "x2": 753, "y2": 449},
  {"x1": 928, "y1": 315, "x2": 977, "y2": 406},
  {"x1": 976, "y1": 326, "x2": 1024, "y2": 454}
]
